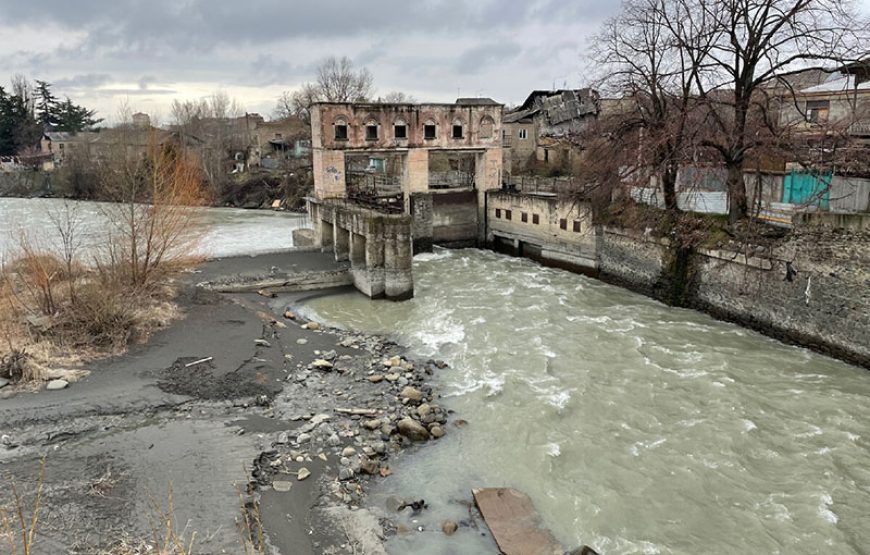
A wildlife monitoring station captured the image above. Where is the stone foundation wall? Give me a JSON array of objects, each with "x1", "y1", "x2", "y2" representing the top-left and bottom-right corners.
[
  {"x1": 596, "y1": 226, "x2": 870, "y2": 368},
  {"x1": 596, "y1": 227, "x2": 668, "y2": 295}
]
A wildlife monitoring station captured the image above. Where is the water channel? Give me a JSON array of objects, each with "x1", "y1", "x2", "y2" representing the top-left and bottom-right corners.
[{"x1": 299, "y1": 248, "x2": 870, "y2": 554}]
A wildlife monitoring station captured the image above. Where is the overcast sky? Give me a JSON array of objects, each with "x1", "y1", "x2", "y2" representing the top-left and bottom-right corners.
[{"x1": 1, "y1": 0, "x2": 868, "y2": 124}]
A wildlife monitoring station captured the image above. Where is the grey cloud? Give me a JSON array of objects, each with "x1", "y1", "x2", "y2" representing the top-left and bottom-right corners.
[
  {"x1": 52, "y1": 73, "x2": 112, "y2": 90},
  {"x1": 455, "y1": 42, "x2": 522, "y2": 74}
]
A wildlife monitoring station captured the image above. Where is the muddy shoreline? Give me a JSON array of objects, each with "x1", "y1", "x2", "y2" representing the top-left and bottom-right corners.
[{"x1": 0, "y1": 252, "x2": 476, "y2": 554}]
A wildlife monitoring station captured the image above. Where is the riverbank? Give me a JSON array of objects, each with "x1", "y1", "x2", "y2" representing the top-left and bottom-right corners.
[{"x1": 0, "y1": 252, "x2": 468, "y2": 554}]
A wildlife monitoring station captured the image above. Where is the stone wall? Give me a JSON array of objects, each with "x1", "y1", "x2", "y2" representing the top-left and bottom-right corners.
[
  {"x1": 596, "y1": 225, "x2": 870, "y2": 368},
  {"x1": 596, "y1": 227, "x2": 669, "y2": 295}
]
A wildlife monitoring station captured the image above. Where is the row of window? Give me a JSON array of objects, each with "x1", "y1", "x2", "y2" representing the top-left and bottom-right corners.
[
  {"x1": 334, "y1": 116, "x2": 496, "y2": 142},
  {"x1": 493, "y1": 209, "x2": 582, "y2": 232}
]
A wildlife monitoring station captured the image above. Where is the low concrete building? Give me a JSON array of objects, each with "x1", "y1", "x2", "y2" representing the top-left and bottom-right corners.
[{"x1": 487, "y1": 189, "x2": 597, "y2": 273}]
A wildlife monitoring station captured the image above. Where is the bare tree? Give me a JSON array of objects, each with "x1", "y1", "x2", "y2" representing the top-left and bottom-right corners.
[
  {"x1": 678, "y1": 0, "x2": 866, "y2": 222},
  {"x1": 590, "y1": 0, "x2": 712, "y2": 213},
  {"x1": 276, "y1": 56, "x2": 374, "y2": 122},
  {"x1": 379, "y1": 91, "x2": 417, "y2": 103}
]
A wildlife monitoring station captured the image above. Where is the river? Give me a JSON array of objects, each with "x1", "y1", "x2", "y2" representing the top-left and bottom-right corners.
[
  {"x1": 299, "y1": 248, "x2": 870, "y2": 554},
  {"x1": 0, "y1": 197, "x2": 309, "y2": 259}
]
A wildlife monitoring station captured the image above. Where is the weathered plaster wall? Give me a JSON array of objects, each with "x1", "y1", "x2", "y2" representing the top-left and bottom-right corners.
[
  {"x1": 312, "y1": 103, "x2": 503, "y2": 151},
  {"x1": 312, "y1": 149, "x2": 346, "y2": 199},
  {"x1": 487, "y1": 192, "x2": 597, "y2": 271}
]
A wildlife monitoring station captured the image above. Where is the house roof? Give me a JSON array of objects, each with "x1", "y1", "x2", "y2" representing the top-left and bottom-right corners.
[
  {"x1": 517, "y1": 88, "x2": 597, "y2": 112},
  {"x1": 801, "y1": 74, "x2": 870, "y2": 94},
  {"x1": 455, "y1": 97, "x2": 501, "y2": 106},
  {"x1": 503, "y1": 108, "x2": 537, "y2": 124}
]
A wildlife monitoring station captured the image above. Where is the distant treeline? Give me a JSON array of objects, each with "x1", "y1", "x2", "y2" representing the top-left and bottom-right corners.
[{"x1": 0, "y1": 76, "x2": 101, "y2": 156}]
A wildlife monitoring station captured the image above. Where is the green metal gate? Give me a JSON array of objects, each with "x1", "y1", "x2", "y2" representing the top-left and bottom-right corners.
[{"x1": 782, "y1": 171, "x2": 831, "y2": 209}]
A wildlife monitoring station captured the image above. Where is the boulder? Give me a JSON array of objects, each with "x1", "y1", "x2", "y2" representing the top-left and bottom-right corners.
[
  {"x1": 311, "y1": 359, "x2": 334, "y2": 370},
  {"x1": 442, "y1": 520, "x2": 458, "y2": 536},
  {"x1": 400, "y1": 387, "x2": 423, "y2": 403},
  {"x1": 303, "y1": 322, "x2": 321, "y2": 331},
  {"x1": 367, "y1": 374, "x2": 384, "y2": 384},
  {"x1": 46, "y1": 379, "x2": 69, "y2": 391},
  {"x1": 297, "y1": 467, "x2": 311, "y2": 481},
  {"x1": 397, "y1": 418, "x2": 430, "y2": 442}
]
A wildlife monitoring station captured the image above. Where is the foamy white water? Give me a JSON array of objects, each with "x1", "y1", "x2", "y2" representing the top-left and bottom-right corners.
[{"x1": 300, "y1": 248, "x2": 870, "y2": 555}]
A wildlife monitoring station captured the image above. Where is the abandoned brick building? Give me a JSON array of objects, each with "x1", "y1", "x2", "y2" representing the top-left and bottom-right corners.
[{"x1": 310, "y1": 99, "x2": 504, "y2": 251}]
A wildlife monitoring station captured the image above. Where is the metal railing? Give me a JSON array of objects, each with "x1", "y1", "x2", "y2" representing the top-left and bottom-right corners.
[
  {"x1": 429, "y1": 170, "x2": 474, "y2": 189},
  {"x1": 503, "y1": 175, "x2": 587, "y2": 196}
]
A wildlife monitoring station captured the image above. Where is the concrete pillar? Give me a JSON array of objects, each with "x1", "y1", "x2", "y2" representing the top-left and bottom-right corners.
[
  {"x1": 365, "y1": 225, "x2": 386, "y2": 299},
  {"x1": 476, "y1": 147, "x2": 503, "y2": 243},
  {"x1": 334, "y1": 222, "x2": 349, "y2": 262},
  {"x1": 383, "y1": 222, "x2": 414, "y2": 301},
  {"x1": 313, "y1": 149, "x2": 347, "y2": 199},
  {"x1": 320, "y1": 217, "x2": 334, "y2": 248},
  {"x1": 350, "y1": 232, "x2": 367, "y2": 269},
  {"x1": 404, "y1": 149, "x2": 429, "y2": 212}
]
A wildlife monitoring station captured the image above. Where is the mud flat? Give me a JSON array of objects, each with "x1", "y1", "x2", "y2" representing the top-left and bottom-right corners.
[{"x1": 0, "y1": 251, "x2": 473, "y2": 554}]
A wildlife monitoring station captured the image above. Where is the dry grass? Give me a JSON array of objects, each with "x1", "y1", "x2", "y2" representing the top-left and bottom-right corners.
[
  {"x1": 0, "y1": 459, "x2": 45, "y2": 555},
  {"x1": 0, "y1": 140, "x2": 211, "y2": 386}
]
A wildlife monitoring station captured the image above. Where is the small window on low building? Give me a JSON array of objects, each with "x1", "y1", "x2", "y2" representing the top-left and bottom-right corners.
[
  {"x1": 573, "y1": 221, "x2": 581, "y2": 232},
  {"x1": 532, "y1": 214, "x2": 540, "y2": 225},
  {"x1": 505, "y1": 210, "x2": 512, "y2": 221},
  {"x1": 366, "y1": 123, "x2": 379, "y2": 140},
  {"x1": 335, "y1": 122, "x2": 348, "y2": 140},
  {"x1": 495, "y1": 208, "x2": 502, "y2": 218},
  {"x1": 452, "y1": 124, "x2": 463, "y2": 139},
  {"x1": 521, "y1": 212, "x2": 528, "y2": 223},
  {"x1": 394, "y1": 123, "x2": 407, "y2": 139},
  {"x1": 518, "y1": 128, "x2": 528, "y2": 140},
  {"x1": 559, "y1": 218, "x2": 567, "y2": 230},
  {"x1": 806, "y1": 100, "x2": 830, "y2": 123},
  {"x1": 424, "y1": 123, "x2": 437, "y2": 139}
]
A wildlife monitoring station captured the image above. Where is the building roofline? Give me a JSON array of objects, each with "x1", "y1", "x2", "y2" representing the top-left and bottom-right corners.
[{"x1": 311, "y1": 101, "x2": 504, "y2": 108}]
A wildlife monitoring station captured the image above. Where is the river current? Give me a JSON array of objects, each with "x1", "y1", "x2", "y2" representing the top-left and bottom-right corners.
[
  {"x1": 300, "y1": 248, "x2": 870, "y2": 554},
  {"x1": 0, "y1": 197, "x2": 309, "y2": 259}
]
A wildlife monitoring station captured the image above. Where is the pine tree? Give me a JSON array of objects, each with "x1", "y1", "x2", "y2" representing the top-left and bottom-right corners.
[{"x1": 35, "y1": 80, "x2": 57, "y2": 128}]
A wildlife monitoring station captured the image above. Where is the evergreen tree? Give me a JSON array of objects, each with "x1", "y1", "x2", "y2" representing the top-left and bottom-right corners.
[
  {"x1": 35, "y1": 80, "x2": 57, "y2": 127},
  {"x1": 54, "y1": 97, "x2": 102, "y2": 132}
]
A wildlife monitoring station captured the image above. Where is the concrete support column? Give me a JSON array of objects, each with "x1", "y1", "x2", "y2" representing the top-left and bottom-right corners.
[
  {"x1": 334, "y1": 222, "x2": 349, "y2": 262},
  {"x1": 476, "y1": 147, "x2": 503, "y2": 243},
  {"x1": 313, "y1": 149, "x2": 347, "y2": 199},
  {"x1": 365, "y1": 226, "x2": 386, "y2": 299},
  {"x1": 383, "y1": 223, "x2": 414, "y2": 301},
  {"x1": 404, "y1": 149, "x2": 429, "y2": 213}
]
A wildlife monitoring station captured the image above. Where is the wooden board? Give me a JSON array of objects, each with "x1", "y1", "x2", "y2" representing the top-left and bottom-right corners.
[{"x1": 473, "y1": 487, "x2": 565, "y2": 555}]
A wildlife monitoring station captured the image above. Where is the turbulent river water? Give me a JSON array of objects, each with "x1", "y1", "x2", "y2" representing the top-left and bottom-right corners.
[
  {"x1": 0, "y1": 197, "x2": 309, "y2": 258},
  {"x1": 300, "y1": 248, "x2": 870, "y2": 555}
]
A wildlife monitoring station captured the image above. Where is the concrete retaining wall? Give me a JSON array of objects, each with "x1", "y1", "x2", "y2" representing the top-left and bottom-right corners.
[{"x1": 596, "y1": 226, "x2": 870, "y2": 368}]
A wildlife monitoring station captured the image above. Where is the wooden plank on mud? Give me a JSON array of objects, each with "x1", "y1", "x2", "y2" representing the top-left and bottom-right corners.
[{"x1": 473, "y1": 487, "x2": 565, "y2": 555}]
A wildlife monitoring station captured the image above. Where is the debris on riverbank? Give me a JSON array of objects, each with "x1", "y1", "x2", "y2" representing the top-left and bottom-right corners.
[{"x1": 0, "y1": 251, "x2": 467, "y2": 554}]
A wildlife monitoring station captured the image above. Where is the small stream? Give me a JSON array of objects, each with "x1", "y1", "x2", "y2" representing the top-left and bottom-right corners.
[{"x1": 299, "y1": 248, "x2": 870, "y2": 555}]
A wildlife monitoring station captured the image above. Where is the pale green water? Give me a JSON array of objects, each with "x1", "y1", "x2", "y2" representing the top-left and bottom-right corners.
[
  {"x1": 300, "y1": 248, "x2": 870, "y2": 555},
  {"x1": 0, "y1": 197, "x2": 308, "y2": 259}
]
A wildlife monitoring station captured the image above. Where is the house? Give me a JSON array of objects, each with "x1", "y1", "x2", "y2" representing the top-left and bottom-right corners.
[
  {"x1": 249, "y1": 117, "x2": 311, "y2": 169},
  {"x1": 502, "y1": 89, "x2": 600, "y2": 175}
]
